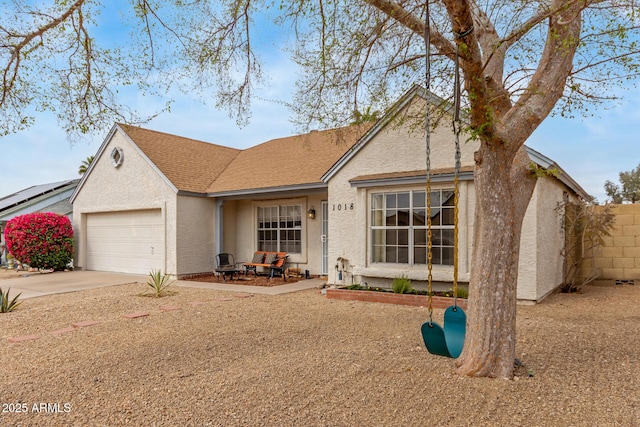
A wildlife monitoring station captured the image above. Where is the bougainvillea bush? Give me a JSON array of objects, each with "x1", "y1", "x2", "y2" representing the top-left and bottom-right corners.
[{"x1": 4, "y1": 212, "x2": 74, "y2": 270}]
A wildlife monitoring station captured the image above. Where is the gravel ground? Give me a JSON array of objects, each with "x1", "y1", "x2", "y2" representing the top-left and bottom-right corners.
[{"x1": 0, "y1": 275, "x2": 638, "y2": 426}]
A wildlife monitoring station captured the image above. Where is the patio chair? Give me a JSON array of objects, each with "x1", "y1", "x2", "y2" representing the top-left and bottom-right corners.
[{"x1": 215, "y1": 253, "x2": 239, "y2": 282}]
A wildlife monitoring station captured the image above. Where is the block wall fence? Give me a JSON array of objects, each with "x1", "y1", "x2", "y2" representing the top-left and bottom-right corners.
[{"x1": 583, "y1": 204, "x2": 640, "y2": 283}]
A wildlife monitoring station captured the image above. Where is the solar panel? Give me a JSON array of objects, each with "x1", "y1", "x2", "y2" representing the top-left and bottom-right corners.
[{"x1": 0, "y1": 179, "x2": 78, "y2": 213}]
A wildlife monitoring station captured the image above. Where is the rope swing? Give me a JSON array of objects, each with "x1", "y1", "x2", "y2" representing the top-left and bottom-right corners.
[{"x1": 420, "y1": 4, "x2": 468, "y2": 359}]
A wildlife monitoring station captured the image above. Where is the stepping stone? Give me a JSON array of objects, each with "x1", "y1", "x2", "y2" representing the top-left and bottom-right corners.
[
  {"x1": 72, "y1": 320, "x2": 101, "y2": 328},
  {"x1": 159, "y1": 305, "x2": 182, "y2": 312},
  {"x1": 8, "y1": 334, "x2": 40, "y2": 343},
  {"x1": 123, "y1": 311, "x2": 150, "y2": 319},
  {"x1": 50, "y1": 327, "x2": 76, "y2": 336}
]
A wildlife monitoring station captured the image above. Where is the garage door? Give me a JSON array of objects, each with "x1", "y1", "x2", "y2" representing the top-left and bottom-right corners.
[{"x1": 86, "y1": 210, "x2": 164, "y2": 274}]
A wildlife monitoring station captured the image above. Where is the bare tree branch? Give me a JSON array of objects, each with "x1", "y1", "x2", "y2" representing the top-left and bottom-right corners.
[
  {"x1": 500, "y1": 0, "x2": 583, "y2": 150},
  {"x1": 364, "y1": 0, "x2": 456, "y2": 59},
  {"x1": 1, "y1": 0, "x2": 86, "y2": 110}
]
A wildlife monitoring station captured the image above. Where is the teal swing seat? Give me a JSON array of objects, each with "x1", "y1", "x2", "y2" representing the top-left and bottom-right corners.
[{"x1": 421, "y1": 305, "x2": 466, "y2": 359}]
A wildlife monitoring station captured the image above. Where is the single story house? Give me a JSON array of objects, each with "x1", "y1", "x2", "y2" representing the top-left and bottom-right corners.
[
  {"x1": 71, "y1": 86, "x2": 589, "y2": 302},
  {"x1": 0, "y1": 179, "x2": 79, "y2": 264}
]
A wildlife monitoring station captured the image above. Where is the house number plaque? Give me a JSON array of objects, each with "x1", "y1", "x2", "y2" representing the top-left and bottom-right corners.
[{"x1": 332, "y1": 203, "x2": 354, "y2": 211}]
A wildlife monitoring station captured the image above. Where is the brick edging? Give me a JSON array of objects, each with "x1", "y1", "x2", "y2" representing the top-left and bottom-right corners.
[{"x1": 325, "y1": 288, "x2": 468, "y2": 310}]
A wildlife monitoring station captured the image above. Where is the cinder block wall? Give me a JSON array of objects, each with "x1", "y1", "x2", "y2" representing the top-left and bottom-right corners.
[{"x1": 585, "y1": 204, "x2": 640, "y2": 281}]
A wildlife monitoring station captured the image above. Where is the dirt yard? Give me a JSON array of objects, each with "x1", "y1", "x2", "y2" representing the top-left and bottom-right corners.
[{"x1": 0, "y1": 277, "x2": 638, "y2": 426}]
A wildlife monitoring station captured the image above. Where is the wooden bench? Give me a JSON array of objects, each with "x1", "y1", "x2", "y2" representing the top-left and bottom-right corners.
[{"x1": 243, "y1": 251, "x2": 288, "y2": 280}]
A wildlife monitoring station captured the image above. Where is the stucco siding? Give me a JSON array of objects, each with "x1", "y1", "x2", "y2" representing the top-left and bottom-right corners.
[
  {"x1": 516, "y1": 177, "x2": 568, "y2": 301},
  {"x1": 305, "y1": 194, "x2": 327, "y2": 275},
  {"x1": 223, "y1": 200, "x2": 244, "y2": 261},
  {"x1": 325, "y1": 100, "x2": 570, "y2": 301},
  {"x1": 517, "y1": 187, "x2": 539, "y2": 301},
  {"x1": 176, "y1": 195, "x2": 216, "y2": 276},
  {"x1": 534, "y1": 177, "x2": 567, "y2": 300},
  {"x1": 72, "y1": 130, "x2": 178, "y2": 273},
  {"x1": 224, "y1": 196, "x2": 325, "y2": 275},
  {"x1": 327, "y1": 113, "x2": 479, "y2": 286}
]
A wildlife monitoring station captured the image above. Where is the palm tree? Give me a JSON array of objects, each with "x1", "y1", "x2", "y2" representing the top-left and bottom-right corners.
[{"x1": 78, "y1": 155, "x2": 95, "y2": 175}]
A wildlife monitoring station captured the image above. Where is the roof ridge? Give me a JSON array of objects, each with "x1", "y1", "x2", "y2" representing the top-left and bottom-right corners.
[
  {"x1": 203, "y1": 149, "x2": 242, "y2": 190},
  {"x1": 116, "y1": 123, "x2": 241, "y2": 153},
  {"x1": 245, "y1": 125, "x2": 352, "y2": 149}
]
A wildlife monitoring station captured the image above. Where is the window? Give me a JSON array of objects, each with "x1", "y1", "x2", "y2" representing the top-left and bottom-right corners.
[
  {"x1": 257, "y1": 205, "x2": 302, "y2": 253},
  {"x1": 371, "y1": 190, "x2": 454, "y2": 265}
]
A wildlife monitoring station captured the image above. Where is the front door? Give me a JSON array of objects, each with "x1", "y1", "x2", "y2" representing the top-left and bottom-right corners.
[{"x1": 321, "y1": 201, "x2": 328, "y2": 275}]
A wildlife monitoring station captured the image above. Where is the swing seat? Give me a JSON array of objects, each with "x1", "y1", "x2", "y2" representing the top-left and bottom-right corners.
[{"x1": 421, "y1": 306, "x2": 466, "y2": 359}]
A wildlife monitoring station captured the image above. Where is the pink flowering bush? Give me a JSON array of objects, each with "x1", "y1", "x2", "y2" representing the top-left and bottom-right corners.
[{"x1": 4, "y1": 213, "x2": 74, "y2": 270}]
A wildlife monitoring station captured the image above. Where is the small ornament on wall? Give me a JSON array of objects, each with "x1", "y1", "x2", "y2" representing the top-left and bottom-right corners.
[{"x1": 110, "y1": 147, "x2": 124, "y2": 168}]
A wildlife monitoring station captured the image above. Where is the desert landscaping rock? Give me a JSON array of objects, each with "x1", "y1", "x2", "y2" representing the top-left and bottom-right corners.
[
  {"x1": 71, "y1": 320, "x2": 101, "y2": 328},
  {"x1": 7, "y1": 334, "x2": 40, "y2": 343},
  {"x1": 158, "y1": 305, "x2": 182, "y2": 312},
  {"x1": 50, "y1": 327, "x2": 77, "y2": 336},
  {"x1": 0, "y1": 280, "x2": 638, "y2": 426}
]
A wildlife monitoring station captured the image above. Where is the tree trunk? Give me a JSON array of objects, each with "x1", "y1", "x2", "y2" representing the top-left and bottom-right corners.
[{"x1": 455, "y1": 143, "x2": 536, "y2": 378}]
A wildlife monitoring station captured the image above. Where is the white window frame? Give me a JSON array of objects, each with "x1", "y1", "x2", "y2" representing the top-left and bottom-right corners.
[
  {"x1": 370, "y1": 189, "x2": 455, "y2": 266},
  {"x1": 256, "y1": 203, "x2": 303, "y2": 254}
]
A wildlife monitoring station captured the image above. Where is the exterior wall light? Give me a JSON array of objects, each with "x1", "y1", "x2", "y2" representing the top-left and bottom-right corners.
[{"x1": 307, "y1": 207, "x2": 316, "y2": 220}]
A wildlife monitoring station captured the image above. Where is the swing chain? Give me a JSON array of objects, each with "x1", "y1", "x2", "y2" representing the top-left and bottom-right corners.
[
  {"x1": 424, "y1": 0, "x2": 434, "y2": 325},
  {"x1": 425, "y1": 4, "x2": 463, "y2": 313},
  {"x1": 452, "y1": 42, "x2": 462, "y2": 308}
]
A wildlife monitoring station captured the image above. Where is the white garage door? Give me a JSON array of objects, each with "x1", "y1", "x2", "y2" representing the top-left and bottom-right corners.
[{"x1": 86, "y1": 209, "x2": 164, "y2": 274}]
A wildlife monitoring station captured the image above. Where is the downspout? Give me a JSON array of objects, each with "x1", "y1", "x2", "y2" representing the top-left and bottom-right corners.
[{"x1": 215, "y1": 200, "x2": 224, "y2": 256}]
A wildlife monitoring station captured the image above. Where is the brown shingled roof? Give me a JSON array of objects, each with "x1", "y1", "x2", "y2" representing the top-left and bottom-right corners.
[
  {"x1": 207, "y1": 125, "x2": 369, "y2": 194},
  {"x1": 118, "y1": 123, "x2": 369, "y2": 195},
  {"x1": 118, "y1": 124, "x2": 240, "y2": 193}
]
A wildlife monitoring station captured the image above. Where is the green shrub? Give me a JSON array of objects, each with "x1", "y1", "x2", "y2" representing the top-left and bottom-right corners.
[
  {"x1": 444, "y1": 287, "x2": 469, "y2": 298},
  {"x1": 455, "y1": 287, "x2": 469, "y2": 299},
  {"x1": 0, "y1": 288, "x2": 22, "y2": 313},
  {"x1": 144, "y1": 269, "x2": 175, "y2": 297},
  {"x1": 4, "y1": 212, "x2": 73, "y2": 270},
  {"x1": 392, "y1": 275, "x2": 413, "y2": 294}
]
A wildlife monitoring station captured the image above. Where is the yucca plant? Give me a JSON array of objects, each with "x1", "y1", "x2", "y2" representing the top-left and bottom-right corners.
[
  {"x1": 144, "y1": 269, "x2": 176, "y2": 297},
  {"x1": 0, "y1": 287, "x2": 22, "y2": 313}
]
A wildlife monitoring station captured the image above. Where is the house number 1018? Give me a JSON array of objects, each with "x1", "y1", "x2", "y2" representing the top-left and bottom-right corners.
[{"x1": 333, "y1": 203, "x2": 354, "y2": 211}]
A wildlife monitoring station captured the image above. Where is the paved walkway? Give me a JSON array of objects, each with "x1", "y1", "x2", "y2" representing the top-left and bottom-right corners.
[
  {"x1": 0, "y1": 270, "x2": 323, "y2": 299},
  {"x1": 175, "y1": 277, "x2": 325, "y2": 295}
]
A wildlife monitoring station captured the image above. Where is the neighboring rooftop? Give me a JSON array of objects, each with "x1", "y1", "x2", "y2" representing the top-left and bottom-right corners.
[{"x1": 0, "y1": 179, "x2": 79, "y2": 213}]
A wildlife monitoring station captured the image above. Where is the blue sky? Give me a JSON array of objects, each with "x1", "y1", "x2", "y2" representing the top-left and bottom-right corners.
[{"x1": 0, "y1": 4, "x2": 638, "y2": 203}]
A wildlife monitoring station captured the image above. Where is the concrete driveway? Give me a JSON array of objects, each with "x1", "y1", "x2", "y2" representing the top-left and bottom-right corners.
[{"x1": 0, "y1": 270, "x2": 147, "y2": 299}]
